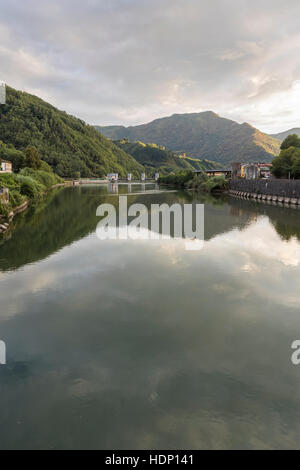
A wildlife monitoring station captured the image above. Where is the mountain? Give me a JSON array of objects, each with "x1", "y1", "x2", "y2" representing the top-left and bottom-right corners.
[
  {"x1": 0, "y1": 86, "x2": 143, "y2": 178},
  {"x1": 96, "y1": 112, "x2": 280, "y2": 166},
  {"x1": 270, "y1": 128, "x2": 300, "y2": 141},
  {"x1": 113, "y1": 139, "x2": 222, "y2": 175}
]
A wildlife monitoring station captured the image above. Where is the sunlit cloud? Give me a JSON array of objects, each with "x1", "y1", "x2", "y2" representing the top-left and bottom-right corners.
[{"x1": 0, "y1": 0, "x2": 299, "y2": 132}]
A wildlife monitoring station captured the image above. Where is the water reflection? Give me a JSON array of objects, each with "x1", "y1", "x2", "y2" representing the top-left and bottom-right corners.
[
  {"x1": 108, "y1": 182, "x2": 118, "y2": 193},
  {"x1": 1, "y1": 185, "x2": 300, "y2": 272},
  {"x1": 0, "y1": 186, "x2": 300, "y2": 449},
  {"x1": 0, "y1": 186, "x2": 257, "y2": 271}
]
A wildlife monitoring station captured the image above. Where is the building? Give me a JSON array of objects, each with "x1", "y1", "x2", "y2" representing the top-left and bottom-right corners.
[
  {"x1": 231, "y1": 162, "x2": 272, "y2": 179},
  {"x1": 241, "y1": 163, "x2": 259, "y2": 180},
  {"x1": 232, "y1": 162, "x2": 242, "y2": 179},
  {"x1": 107, "y1": 173, "x2": 118, "y2": 182},
  {"x1": 194, "y1": 169, "x2": 232, "y2": 178},
  {"x1": 0, "y1": 160, "x2": 12, "y2": 173},
  {"x1": 205, "y1": 169, "x2": 232, "y2": 177},
  {"x1": 258, "y1": 163, "x2": 272, "y2": 178}
]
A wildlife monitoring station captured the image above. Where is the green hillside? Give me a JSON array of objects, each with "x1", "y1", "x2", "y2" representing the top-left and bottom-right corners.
[
  {"x1": 179, "y1": 155, "x2": 223, "y2": 171},
  {"x1": 106, "y1": 139, "x2": 222, "y2": 176},
  {"x1": 0, "y1": 86, "x2": 143, "y2": 178},
  {"x1": 96, "y1": 111, "x2": 280, "y2": 166},
  {"x1": 114, "y1": 139, "x2": 191, "y2": 175}
]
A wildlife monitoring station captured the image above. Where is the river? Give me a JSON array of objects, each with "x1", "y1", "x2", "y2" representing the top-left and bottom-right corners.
[{"x1": 0, "y1": 183, "x2": 300, "y2": 449}]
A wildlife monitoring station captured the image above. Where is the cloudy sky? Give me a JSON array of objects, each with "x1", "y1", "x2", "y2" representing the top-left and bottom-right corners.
[{"x1": 1, "y1": 0, "x2": 300, "y2": 132}]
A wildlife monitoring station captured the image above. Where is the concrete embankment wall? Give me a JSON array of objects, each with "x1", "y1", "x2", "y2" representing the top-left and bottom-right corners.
[
  {"x1": 78, "y1": 179, "x2": 107, "y2": 184},
  {"x1": 228, "y1": 179, "x2": 300, "y2": 205}
]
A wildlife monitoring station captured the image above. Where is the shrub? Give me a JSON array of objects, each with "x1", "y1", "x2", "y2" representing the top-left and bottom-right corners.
[
  {"x1": 0, "y1": 202, "x2": 9, "y2": 217},
  {"x1": 158, "y1": 171, "x2": 228, "y2": 193},
  {"x1": 17, "y1": 175, "x2": 45, "y2": 199},
  {"x1": 19, "y1": 168, "x2": 62, "y2": 188},
  {"x1": 205, "y1": 175, "x2": 228, "y2": 192},
  {"x1": 8, "y1": 190, "x2": 24, "y2": 207},
  {"x1": 0, "y1": 173, "x2": 20, "y2": 191},
  {"x1": 40, "y1": 160, "x2": 54, "y2": 173},
  {"x1": 0, "y1": 166, "x2": 62, "y2": 216},
  {"x1": 159, "y1": 171, "x2": 194, "y2": 186}
]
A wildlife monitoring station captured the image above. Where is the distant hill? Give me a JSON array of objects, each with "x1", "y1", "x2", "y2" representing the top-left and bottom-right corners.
[
  {"x1": 96, "y1": 112, "x2": 280, "y2": 166},
  {"x1": 270, "y1": 128, "x2": 300, "y2": 142},
  {"x1": 0, "y1": 86, "x2": 143, "y2": 178},
  {"x1": 112, "y1": 139, "x2": 222, "y2": 176}
]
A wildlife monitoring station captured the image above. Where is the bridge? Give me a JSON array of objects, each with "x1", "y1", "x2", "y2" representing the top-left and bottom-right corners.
[
  {"x1": 69, "y1": 178, "x2": 157, "y2": 185},
  {"x1": 194, "y1": 169, "x2": 232, "y2": 178}
]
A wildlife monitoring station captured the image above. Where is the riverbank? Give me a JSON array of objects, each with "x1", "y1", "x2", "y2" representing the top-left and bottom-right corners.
[
  {"x1": 0, "y1": 200, "x2": 30, "y2": 234},
  {"x1": 0, "y1": 168, "x2": 72, "y2": 234},
  {"x1": 228, "y1": 178, "x2": 300, "y2": 206},
  {"x1": 0, "y1": 183, "x2": 74, "y2": 235},
  {"x1": 227, "y1": 189, "x2": 300, "y2": 206},
  {"x1": 158, "y1": 171, "x2": 228, "y2": 192}
]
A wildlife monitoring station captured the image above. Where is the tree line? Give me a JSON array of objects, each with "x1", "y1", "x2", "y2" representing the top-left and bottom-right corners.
[{"x1": 272, "y1": 134, "x2": 300, "y2": 179}]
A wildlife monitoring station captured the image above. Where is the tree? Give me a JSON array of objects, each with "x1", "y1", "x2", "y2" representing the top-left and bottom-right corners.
[
  {"x1": 272, "y1": 147, "x2": 294, "y2": 178},
  {"x1": 272, "y1": 146, "x2": 300, "y2": 179},
  {"x1": 0, "y1": 140, "x2": 26, "y2": 172},
  {"x1": 272, "y1": 134, "x2": 300, "y2": 179},
  {"x1": 280, "y1": 134, "x2": 300, "y2": 150},
  {"x1": 291, "y1": 148, "x2": 300, "y2": 178},
  {"x1": 0, "y1": 86, "x2": 144, "y2": 178},
  {"x1": 25, "y1": 145, "x2": 41, "y2": 170}
]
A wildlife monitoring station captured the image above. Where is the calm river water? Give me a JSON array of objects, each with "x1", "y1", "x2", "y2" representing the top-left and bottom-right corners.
[{"x1": 1, "y1": 183, "x2": 300, "y2": 449}]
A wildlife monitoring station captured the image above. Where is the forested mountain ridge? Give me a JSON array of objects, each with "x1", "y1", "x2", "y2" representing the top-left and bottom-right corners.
[
  {"x1": 0, "y1": 86, "x2": 143, "y2": 177},
  {"x1": 270, "y1": 128, "x2": 300, "y2": 141},
  {"x1": 112, "y1": 139, "x2": 222, "y2": 175},
  {"x1": 96, "y1": 111, "x2": 280, "y2": 166}
]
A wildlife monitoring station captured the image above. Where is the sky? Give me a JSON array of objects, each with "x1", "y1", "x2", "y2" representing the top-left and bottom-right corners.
[{"x1": 1, "y1": 0, "x2": 300, "y2": 133}]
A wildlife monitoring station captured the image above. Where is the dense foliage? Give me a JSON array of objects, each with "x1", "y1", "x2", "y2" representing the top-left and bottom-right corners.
[
  {"x1": 97, "y1": 111, "x2": 280, "y2": 166},
  {"x1": 272, "y1": 134, "x2": 300, "y2": 178},
  {"x1": 113, "y1": 139, "x2": 222, "y2": 175},
  {"x1": 0, "y1": 166, "x2": 62, "y2": 215},
  {"x1": 113, "y1": 139, "x2": 191, "y2": 175},
  {"x1": 159, "y1": 170, "x2": 228, "y2": 192},
  {"x1": 178, "y1": 155, "x2": 222, "y2": 171},
  {"x1": 186, "y1": 174, "x2": 228, "y2": 192},
  {"x1": 0, "y1": 86, "x2": 143, "y2": 178},
  {"x1": 0, "y1": 140, "x2": 26, "y2": 172},
  {"x1": 158, "y1": 171, "x2": 195, "y2": 186}
]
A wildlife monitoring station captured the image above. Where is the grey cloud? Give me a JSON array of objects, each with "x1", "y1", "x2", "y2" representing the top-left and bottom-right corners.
[{"x1": 0, "y1": 0, "x2": 300, "y2": 131}]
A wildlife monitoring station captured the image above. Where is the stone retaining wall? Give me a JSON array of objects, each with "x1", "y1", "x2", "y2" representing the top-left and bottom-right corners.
[
  {"x1": 229, "y1": 178, "x2": 300, "y2": 198},
  {"x1": 228, "y1": 179, "x2": 300, "y2": 205}
]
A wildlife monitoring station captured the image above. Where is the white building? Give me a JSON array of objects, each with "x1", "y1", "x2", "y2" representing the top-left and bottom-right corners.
[
  {"x1": 0, "y1": 160, "x2": 12, "y2": 173},
  {"x1": 107, "y1": 173, "x2": 118, "y2": 182}
]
